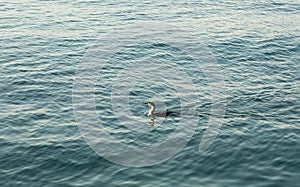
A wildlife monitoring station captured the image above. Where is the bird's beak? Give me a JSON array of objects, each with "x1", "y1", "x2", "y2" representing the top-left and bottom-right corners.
[{"x1": 142, "y1": 102, "x2": 148, "y2": 105}]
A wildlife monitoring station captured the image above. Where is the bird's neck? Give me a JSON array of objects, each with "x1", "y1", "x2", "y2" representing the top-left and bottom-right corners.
[{"x1": 148, "y1": 105, "x2": 155, "y2": 116}]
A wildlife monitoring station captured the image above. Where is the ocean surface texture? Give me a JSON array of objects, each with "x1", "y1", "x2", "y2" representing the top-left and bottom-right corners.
[{"x1": 1, "y1": 0, "x2": 299, "y2": 186}]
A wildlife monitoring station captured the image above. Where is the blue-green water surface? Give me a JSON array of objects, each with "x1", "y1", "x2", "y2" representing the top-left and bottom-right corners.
[{"x1": 1, "y1": 0, "x2": 299, "y2": 186}]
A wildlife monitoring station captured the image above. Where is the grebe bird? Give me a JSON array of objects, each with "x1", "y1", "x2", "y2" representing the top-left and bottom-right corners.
[{"x1": 143, "y1": 102, "x2": 180, "y2": 117}]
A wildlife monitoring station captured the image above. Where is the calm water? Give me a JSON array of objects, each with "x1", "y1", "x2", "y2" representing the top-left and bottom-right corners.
[{"x1": 1, "y1": 0, "x2": 300, "y2": 186}]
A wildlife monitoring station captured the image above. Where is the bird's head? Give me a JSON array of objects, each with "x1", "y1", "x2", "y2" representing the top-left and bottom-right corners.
[{"x1": 143, "y1": 102, "x2": 155, "y2": 107}]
